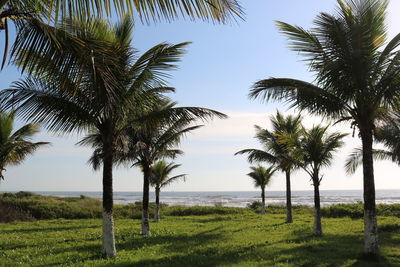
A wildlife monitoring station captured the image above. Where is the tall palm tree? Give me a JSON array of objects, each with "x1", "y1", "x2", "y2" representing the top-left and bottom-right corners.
[
  {"x1": 0, "y1": 111, "x2": 49, "y2": 182},
  {"x1": 246, "y1": 165, "x2": 276, "y2": 215},
  {"x1": 0, "y1": 17, "x2": 195, "y2": 257},
  {"x1": 150, "y1": 160, "x2": 186, "y2": 222},
  {"x1": 235, "y1": 111, "x2": 302, "y2": 223},
  {"x1": 249, "y1": 0, "x2": 400, "y2": 255},
  {"x1": 293, "y1": 125, "x2": 346, "y2": 236},
  {"x1": 1, "y1": 0, "x2": 243, "y2": 71}
]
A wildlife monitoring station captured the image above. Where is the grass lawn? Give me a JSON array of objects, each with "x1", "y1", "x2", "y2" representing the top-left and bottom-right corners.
[{"x1": 0, "y1": 213, "x2": 399, "y2": 266}]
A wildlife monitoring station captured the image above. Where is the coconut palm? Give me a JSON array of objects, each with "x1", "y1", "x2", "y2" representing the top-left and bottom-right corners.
[
  {"x1": 293, "y1": 125, "x2": 346, "y2": 236},
  {"x1": 0, "y1": 111, "x2": 49, "y2": 182},
  {"x1": 1, "y1": 0, "x2": 243, "y2": 72},
  {"x1": 235, "y1": 111, "x2": 302, "y2": 223},
  {"x1": 246, "y1": 165, "x2": 276, "y2": 215},
  {"x1": 249, "y1": 0, "x2": 400, "y2": 254},
  {"x1": 150, "y1": 161, "x2": 186, "y2": 222},
  {"x1": 0, "y1": 17, "x2": 197, "y2": 257},
  {"x1": 118, "y1": 101, "x2": 225, "y2": 235}
]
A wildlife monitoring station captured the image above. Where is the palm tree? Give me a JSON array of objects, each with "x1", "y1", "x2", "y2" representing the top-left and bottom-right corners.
[
  {"x1": 150, "y1": 160, "x2": 186, "y2": 222},
  {"x1": 249, "y1": 0, "x2": 400, "y2": 255},
  {"x1": 235, "y1": 111, "x2": 302, "y2": 223},
  {"x1": 1, "y1": 17, "x2": 196, "y2": 257},
  {"x1": 246, "y1": 165, "x2": 276, "y2": 215},
  {"x1": 1, "y1": 0, "x2": 243, "y2": 71},
  {"x1": 118, "y1": 101, "x2": 225, "y2": 235},
  {"x1": 0, "y1": 111, "x2": 49, "y2": 182},
  {"x1": 293, "y1": 125, "x2": 346, "y2": 236}
]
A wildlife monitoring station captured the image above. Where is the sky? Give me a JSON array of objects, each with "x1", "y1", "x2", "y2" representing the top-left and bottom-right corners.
[{"x1": 1, "y1": 0, "x2": 400, "y2": 192}]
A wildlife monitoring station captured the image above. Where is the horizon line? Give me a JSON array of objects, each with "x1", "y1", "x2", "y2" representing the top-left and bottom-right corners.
[{"x1": 1, "y1": 189, "x2": 399, "y2": 193}]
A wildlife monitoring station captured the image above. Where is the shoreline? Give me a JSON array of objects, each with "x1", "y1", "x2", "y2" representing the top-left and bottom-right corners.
[{"x1": 16, "y1": 189, "x2": 400, "y2": 208}]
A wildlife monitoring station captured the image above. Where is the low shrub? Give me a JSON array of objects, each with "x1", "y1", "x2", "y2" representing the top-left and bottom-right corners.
[
  {"x1": 246, "y1": 201, "x2": 263, "y2": 211},
  {"x1": 246, "y1": 201, "x2": 314, "y2": 215},
  {"x1": 321, "y1": 203, "x2": 400, "y2": 218},
  {"x1": 0, "y1": 202, "x2": 34, "y2": 222},
  {"x1": 321, "y1": 203, "x2": 364, "y2": 218}
]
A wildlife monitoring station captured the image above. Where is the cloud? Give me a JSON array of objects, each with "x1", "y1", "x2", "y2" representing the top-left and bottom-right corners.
[{"x1": 183, "y1": 110, "x2": 360, "y2": 154}]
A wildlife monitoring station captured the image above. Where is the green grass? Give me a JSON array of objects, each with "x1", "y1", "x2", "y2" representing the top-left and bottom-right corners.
[{"x1": 1, "y1": 213, "x2": 399, "y2": 266}]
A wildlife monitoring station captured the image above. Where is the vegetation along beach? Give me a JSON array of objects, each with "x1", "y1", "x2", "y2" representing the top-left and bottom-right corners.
[{"x1": 1, "y1": 0, "x2": 400, "y2": 266}]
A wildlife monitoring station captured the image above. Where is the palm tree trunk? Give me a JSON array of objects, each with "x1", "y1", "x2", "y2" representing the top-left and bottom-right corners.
[
  {"x1": 141, "y1": 164, "x2": 151, "y2": 235},
  {"x1": 285, "y1": 170, "x2": 293, "y2": 223},
  {"x1": 312, "y1": 172, "x2": 322, "y2": 236},
  {"x1": 360, "y1": 127, "x2": 379, "y2": 255},
  {"x1": 154, "y1": 186, "x2": 160, "y2": 222},
  {"x1": 261, "y1": 187, "x2": 266, "y2": 215},
  {"x1": 102, "y1": 143, "x2": 116, "y2": 258}
]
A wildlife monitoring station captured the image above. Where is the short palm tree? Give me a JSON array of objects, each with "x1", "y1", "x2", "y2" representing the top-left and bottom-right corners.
[
  {"x1": 293, "y1": 125, "x2": 346, "y2": 236},
  {"x1": 249, "y1": 0, "x2": 400, "y2": 254},
  {"x1": 235, "y1": 111, "x2": 302, "y2": 223},
  {"x1": 1, "y1": 17, "x2": 194, "y2": 257},
  {"x1": 247, "y1": 165, "x2": 276, "y2": 215},
  {"x1": 150, "y1": 161, "x2": 186, "y2": 222},
  {"x1": 0, "y1": 111, "x2": 49, "y2": 182}
]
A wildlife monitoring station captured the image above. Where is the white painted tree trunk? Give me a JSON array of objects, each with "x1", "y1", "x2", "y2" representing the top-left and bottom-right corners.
[
  {"x1": 313, "y1": 210, "x2": 322, "y2": 236},
  {"x1": 141, "y1": 210, "x2": 151, "y2": 235},
  {"x1": 364, "y1": 209, "x2": 379, "y2": 254},
  {"x1": 102, "y1": 211, "x2": 116, "y2": 258}
]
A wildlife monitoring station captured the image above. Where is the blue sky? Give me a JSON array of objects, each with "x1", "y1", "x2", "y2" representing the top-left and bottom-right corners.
[{"x1": 1, "y1": 0, "x2": 400, "y2": 192}]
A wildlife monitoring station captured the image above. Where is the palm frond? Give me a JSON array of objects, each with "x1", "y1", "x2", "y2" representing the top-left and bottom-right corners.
[
  {"x1": 128, "y1": 42, "x2": 191, "y2": 93},
  {"x1": 345, "y1": 147, "x2": 392, "y2": 174},
  {"x1": 130, "y1": 0, "x2": 244, "y2": 24},
  {"x1": 235, "y1": 149, "x2": 277, "y2": 165},
  {"x1": 3, "y1": 78, "x2": 94, "y2": 134},
  {"x1": 250, "y1": 78, "x2": 346, "y2": 118},
  {"x1": 0, "y1": 111, "x2": 49, "y2": 176}
]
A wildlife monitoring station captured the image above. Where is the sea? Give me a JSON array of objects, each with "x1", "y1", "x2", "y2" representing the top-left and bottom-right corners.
[{"x1": 31, "y1": 190, "x2": 400, "y2": 208}]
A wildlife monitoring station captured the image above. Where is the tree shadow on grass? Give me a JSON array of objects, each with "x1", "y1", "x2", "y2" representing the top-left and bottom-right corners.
[
  {"x1": 118, "y1": 226, "x2": 225, "y2": 252},
  {"x1": 1, "y1": 224, "x2": 98, "y2": 233},
  {"x1": 50, "y1": 243, "x2": 101, "y2": 255},
  {"x1": 113, "y1": 228, "x2": 397, "y2": 267},
  {"x1": 266, "y1": 231, "x2": 394, "y2": 267},
  {"x1": 192, "y1": 217, "x2": 233, "y2": 224}
]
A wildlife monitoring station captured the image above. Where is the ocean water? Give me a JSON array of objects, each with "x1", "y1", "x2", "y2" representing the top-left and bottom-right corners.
[{"x1": 32, "y1": 190, "x2": 400, "y2": 207}]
